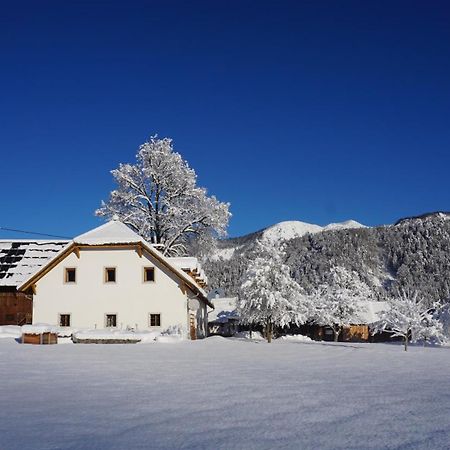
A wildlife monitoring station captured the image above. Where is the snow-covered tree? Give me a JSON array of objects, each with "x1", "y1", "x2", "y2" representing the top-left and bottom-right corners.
[
  {"x1": 373, "y1": 289, "x2": 444, "y2": 351},
  {"x1": 96, "y1": 136, "x2": 231, "y2": 256},
  {"x1": 436, "y1": 302, "x2": 450, "y2": 341},
  {"x1": 238, "y1": 239, "x2": 312, "y2": 343},
  {"x1": 312, "y1": 266, "x2": 371, "y2": 342}
]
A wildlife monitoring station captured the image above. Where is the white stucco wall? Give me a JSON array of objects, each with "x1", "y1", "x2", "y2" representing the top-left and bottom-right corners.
[{"x1": 32, "y1": 247, "x2": 194, "y2": 334}]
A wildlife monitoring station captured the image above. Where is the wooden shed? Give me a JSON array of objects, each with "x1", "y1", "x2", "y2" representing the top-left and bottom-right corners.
[
  {"x1": 342, "y1": 324, "x2": 370, "y2": 342},
  {"x1": 0, "y1": 289, "x2": 32, "y2": 325},
  {"x1": 0, "y1": 240, "x2": 68, "y2": 325}
]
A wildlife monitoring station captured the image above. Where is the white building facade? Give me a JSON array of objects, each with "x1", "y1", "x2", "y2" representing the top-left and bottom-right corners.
[{"x1": 18, "y1": 221, "x2": 211, "y2": 339}]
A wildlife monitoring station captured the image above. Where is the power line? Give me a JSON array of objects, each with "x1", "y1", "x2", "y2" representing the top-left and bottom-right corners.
[{"x1": 0, "y1": 226, "x2": 71, "y2": 240}]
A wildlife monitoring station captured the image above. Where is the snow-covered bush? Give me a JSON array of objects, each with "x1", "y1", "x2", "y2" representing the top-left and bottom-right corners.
[
  {"x1": 97, "y1": 136, "x2": 231, "y2": 256},
  {"x1": 373, "y1": 289, "x2": 444, "y2": 351}
]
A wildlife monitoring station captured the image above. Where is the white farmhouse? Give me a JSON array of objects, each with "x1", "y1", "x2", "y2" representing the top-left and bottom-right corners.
[{"x1": 15, "y1": 221, "x2": 212, "y2": 339}]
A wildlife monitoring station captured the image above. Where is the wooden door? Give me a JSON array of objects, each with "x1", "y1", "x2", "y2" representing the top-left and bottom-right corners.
[{"x1": 189, "y1": 313, "x2": 197, "y2": 340}]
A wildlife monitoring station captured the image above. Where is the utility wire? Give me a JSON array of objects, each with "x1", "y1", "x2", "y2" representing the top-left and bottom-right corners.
[{"x1": 0, "y1": 226, "x2": 71, "y2": 240}]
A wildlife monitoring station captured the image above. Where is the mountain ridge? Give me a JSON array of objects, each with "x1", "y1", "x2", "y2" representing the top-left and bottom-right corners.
[
  {"x1": 220, "y1": 218, "x2": 365, "y2": 249},
  {"x1": 204, "y1": 212, "x2": 450, "y2": 304}
]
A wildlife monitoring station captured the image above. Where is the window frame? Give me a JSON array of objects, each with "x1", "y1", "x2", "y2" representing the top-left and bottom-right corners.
[
  {"x1": 143, "y1": 266, "x2": 155, "y2": 283},
  {"x1": 148, "y1": 313, "x2": 161, "y2": 328},
  {"x1": 105, "y1": 313, "x2": 118, "y2": 328},
  {"x1": 59, "y1": 313, "x2": 71, "y2": 327},
  {"x1": 104, "y1": 267, "x2": 117, "y2": 284},
  {"x1": 64, "y1": 267, "x2": 77, "y2": 284}
]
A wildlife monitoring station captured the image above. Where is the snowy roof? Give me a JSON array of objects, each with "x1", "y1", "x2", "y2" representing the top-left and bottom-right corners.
[
  {"x1": 208, "y1": 297, "x2": 239, "y2": 323},
  {"x1": 74, "y1": 221, "x2": 145, "y2": 245},
  {"x1": 353, "y1": 301, "x2": 389, "y2": 324},
  {"x1": 0, "y1": 240, "x2": 69, "y2": 287},
  {"x1": 74, "y1": 222, "x2": 208, "y2": 288},
  {"x1": 11, "y1": 221, "x2": 211, "y2": 305},
  {"x1": 169, "y1": 257, "x2": 208, "y2": 286}
]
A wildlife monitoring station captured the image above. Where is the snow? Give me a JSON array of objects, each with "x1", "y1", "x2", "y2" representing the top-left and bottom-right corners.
[
  {"x1": 1, "y1": 338, "x2": 450, "y2": 449},
  {"x1": 0, "y1": 325, "x2": 21, "y2": 339},
  {"x1": 261, "y1": 219, "x2": 366, "y2": 243},
  {"x1": 96, "y1": 137, "x2": 230, "y2": 257},
  {"x1": 22, "y1": 324, "x2": 59, "y2": 334},
  {"x1": 0, "y1": 240, "x2": 69, "y2": 287},
  {"x1": 208, "y1": 297, "x2": 238, "y2": 323},
  {"x1": 154, "y1": 335, "x2": 183, "y2": 343},
  {"x1": 277, "y1": 333, "x2": 313, "y2": 342},
  {"x1": 233, "y1": 330, "x2": 265, "y2": 340},
  {"x1": 0, "y1": 326, "x2": 166, "y2": 342},
  {"x1": 209, "y1": 246, "x2": 236, "y2": 261},
  {"x1": 73, "y1": 329, "x2": 161, "y2": 342},
  {"x1": 239, "y1": 239, "x2": 311, "y2": 330},
  {"x1": 322, "y1": 219, "x2": 366, "y2": 231},
  {"x1": 262, "y1": 220, "x2": 323, "y2": 242},
  {"x1": 74, "y1": 220, "x2": 146, "y2": 245},
  {"x1": 169, "y1": 256, "x2": 208, "y2": 285},
  {"x1": 10, "y1": 221, "x2": 210, "y2": 304},
  {"x1": 355, "y1": 300, "x2": 389, "y2": 324}
]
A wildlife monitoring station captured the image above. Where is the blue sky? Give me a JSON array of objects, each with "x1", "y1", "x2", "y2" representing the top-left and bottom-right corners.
[{"x1": 1, "y1": 1, "x2": 449, "y2": 239}]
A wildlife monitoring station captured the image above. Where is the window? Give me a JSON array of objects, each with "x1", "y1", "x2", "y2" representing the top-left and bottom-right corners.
[
  {"x1": 65, "y1": 268, "x2": 76, "y2": 283},
  {"x1": 149, "y1": 313, "x2": 161, "y2": 327},
  {"x1": 105, "y1": 267, "x2": 116, "y2": 283},
  {"x1": 59, "y1": 314, "x2": 71, "y2": 327},
  {"x1": 105, "y1": 314, "x2": 117, "y2": 327},
  {"x1": 143, "y1": 267, "x2": 155, "y2": 283}
]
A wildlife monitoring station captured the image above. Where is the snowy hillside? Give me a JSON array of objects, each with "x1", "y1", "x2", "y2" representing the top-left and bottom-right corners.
[
  {"x1": 322, "y1": 219, "x2": 366, "y2": 231},
  {"x1": 205, "y1": 213, "x2": 450, "y2": 302},
  {"x1": 209, "y1": 218, "x2": 364, "y2": 261},
  {"x1": 262, "y1": 221, "x2": 323, "y2": 242},
  {"x1": 263, "y1": 219, "x2": 365, "y2": 242}
]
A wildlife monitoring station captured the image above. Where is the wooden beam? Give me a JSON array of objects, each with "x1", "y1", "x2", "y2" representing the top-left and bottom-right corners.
[
  {"x1": 136, "y1": 245, "x2": 143, "y2": 258},
  {"x1": 31, "y1": 284, "x2": 36, "y2": 295},
  {"x1": 73, "y1": 247, "x2": 80, "y2": 259}
]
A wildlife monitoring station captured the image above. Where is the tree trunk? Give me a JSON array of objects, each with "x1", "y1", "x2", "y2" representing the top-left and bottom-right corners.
[
  {"x1": 249, "y1": 323, "x2": 253, "y2": 339},
  {"x1": 266, "y1": 322, "x2": 273, "y2": 343},
  {"x1": 334, "y1": 327, "x2": 340, "y2": 342},
  {"x1": 404, "y1": 335, "x2": 408, "y2": 351}
]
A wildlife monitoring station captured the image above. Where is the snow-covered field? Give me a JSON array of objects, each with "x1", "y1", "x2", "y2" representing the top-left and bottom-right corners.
[{"x1": 1, "y1": 337, "x2": 450, "y2": 450}]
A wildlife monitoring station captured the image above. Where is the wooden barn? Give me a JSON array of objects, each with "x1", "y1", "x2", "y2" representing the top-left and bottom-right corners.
[{"x1": 0, "y1": 240, "x2": 68, "y2": 325}]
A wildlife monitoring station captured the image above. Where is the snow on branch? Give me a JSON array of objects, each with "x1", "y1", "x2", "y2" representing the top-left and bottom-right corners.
[
  {"x1": 96, "y1": 136, "x2": 231, "y2": 256},
  {"x1": 373, "y1": 289, "x2": 444, "y2": 351}
]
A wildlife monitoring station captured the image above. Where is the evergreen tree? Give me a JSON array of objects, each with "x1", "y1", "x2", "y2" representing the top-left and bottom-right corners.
[{"x1": 238, "y1": 239, "x2": 311, "y2": 342}]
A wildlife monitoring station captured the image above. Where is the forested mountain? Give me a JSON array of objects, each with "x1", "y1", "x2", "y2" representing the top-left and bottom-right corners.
[{"x1": 203, "y1": 213, "x2": 450, "y2": 305}]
